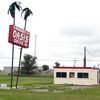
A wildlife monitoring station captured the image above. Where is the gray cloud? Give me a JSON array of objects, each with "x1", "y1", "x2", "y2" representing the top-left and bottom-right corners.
[
  {"x1": 62, "y1": 25, "x2": 97, "y2": 38},
  {"x1": 61, "y1": 25, "x2": 100, "y2": 47}
]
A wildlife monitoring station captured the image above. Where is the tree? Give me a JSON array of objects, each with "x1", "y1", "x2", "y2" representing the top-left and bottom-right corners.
[
  {"x1": 42, "y1": 65, "x2": 49, "y2": 71},
  {"x1": 21, "y1": 54, "x2": 37, "y2": 75},
  {"x1": 16, "y1": 7, "x2": 33, "y2": 88},
  {"x1": 8, "y1": 1, "x2": 21, "y2": 88},
  {"x1": 55, "y1": 62, "x2": 60, "y2": 67}
]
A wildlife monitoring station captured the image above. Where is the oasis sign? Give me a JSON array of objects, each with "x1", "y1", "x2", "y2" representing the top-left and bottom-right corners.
[{"x1": 8, "y1": 25, "x2": 30, "y2": 48}]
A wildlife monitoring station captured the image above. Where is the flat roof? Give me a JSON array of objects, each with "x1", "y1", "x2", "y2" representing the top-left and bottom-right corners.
[{"x1": 54, "y1": 66, "x2": 99, "y2": 70}]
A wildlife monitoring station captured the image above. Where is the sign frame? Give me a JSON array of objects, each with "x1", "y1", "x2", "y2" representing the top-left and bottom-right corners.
[{"x1": 8, "y1": 25, "x2": 30, "y2": 48}]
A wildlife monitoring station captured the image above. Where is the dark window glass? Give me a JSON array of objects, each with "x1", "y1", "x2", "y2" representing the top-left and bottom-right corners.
[
  {"x1": 56, "y1": 72, "x2": 61, "y2": 77},
  {"x1": 56, "y1": 72, "x2": 67, "y2": 78},
  {"x1": 77, "y1": 73, "x2": 88, "y2": 78},
  {"x1": 62, "y1": 72, "x2": 66, "y2": 77}
]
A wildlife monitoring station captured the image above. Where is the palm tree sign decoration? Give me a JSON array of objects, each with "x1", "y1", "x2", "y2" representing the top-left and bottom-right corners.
[
  {"x1": 22, "y1": 8, "x2": 33, "y2": 30},
  {"x1": 16, "y1": 8, "x2": 33, "y2": 88},
  {"x1": 8, "y1": 1, "x2": 21, "y2": 88}
]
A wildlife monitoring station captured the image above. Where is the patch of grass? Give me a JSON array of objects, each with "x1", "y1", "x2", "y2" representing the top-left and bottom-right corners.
[
  {"x1": 18, "y1": 77, "x2": 53, "y2": 86},
  {"x1": 0, "y1": 86, "x2": 100, "y2": 100},
  {"x1": 0, "y1": 73, "x2": 100, "y2": 100},
  {"x1": 0, "y1": 74, "x2": 53, "y2": 87}
]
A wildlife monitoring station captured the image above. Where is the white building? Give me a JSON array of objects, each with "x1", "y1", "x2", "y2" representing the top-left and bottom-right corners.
[
  {"x1": 3, "y1": 66, "x2": 18, "y2": 74},
  {"x1": 54, "y1": 66, "x2": 100, "y2": 85}
]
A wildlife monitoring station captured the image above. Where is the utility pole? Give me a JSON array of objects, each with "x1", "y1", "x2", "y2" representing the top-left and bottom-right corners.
[
  {"x1": 83, "y1": 46, "x2": 86, "y2": 67},
  {"x1": 98, "y1": 64, "x2": 100, "y2": 69},
  {"x1": 34, "y1": 35, "x2": 37, "y2": 57},
  {"x1": 74, "y1": 60, "x2": 76, "y2": 67}
]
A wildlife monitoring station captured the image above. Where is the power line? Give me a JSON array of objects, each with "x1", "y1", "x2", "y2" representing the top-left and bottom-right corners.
[
  {"x1": 0, "y1": 57, "x2": 18, "y2": 59},
  {"x1": 86, "y1": 48, "x2": 100, "y2": 57},
  {"x1": 38, "y1": 58, "x2": 100, "y2": 62}
]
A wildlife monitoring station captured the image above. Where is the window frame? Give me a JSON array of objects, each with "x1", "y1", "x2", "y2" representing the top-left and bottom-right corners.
[
  {"x1": 69, "y1": 72, "x2": 75, "y2": 78},
  {"x1": 56, "y1": 72, "x2": 67, "y2": 78},
  {"x1": 77, "y1": 72, "x2": 89, "y2": 78}
]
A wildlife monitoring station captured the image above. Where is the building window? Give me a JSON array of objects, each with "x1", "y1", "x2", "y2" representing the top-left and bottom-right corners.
[
  {"x1": 56, "y1": 72, "x2": 67, "y2": 78},
  {"x1": 69, "y1": 72, "x2": 75, "y2": 78},
  {"x1": 77, "y1": 73, "x2": 89, "y2": 78}
]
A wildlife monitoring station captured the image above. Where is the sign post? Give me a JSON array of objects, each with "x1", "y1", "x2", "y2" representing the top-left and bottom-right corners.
[{"x1": 8, "y1": 25, "x2": 30, "y2": 88}]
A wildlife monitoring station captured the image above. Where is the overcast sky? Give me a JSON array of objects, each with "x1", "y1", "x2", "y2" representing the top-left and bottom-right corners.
[{"x1": 0, "y1": 0, "x2": 100, "y2": 70}]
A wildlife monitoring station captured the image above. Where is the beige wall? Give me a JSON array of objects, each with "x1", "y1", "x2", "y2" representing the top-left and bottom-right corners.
[{"x1": 54, "y1": 68, "x2": 99, "y2": 85}]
